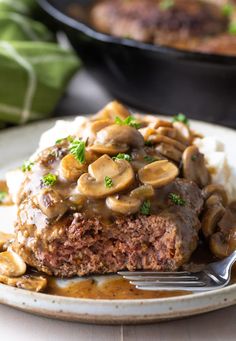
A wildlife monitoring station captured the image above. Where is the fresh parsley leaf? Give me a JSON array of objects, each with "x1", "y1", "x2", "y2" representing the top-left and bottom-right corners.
[
  {"x1": 229, "y1": 21, "x2": 236, "y2": 35},
  {"x1": 115, "y1": 116, "x2": 141, "y2": 129},
  {"x1": 104, "y1": 176, "x2": 113, "y2": 188},
  {"x1": 113, "y1": 153, "x2": 132, "y2": 162},
  {"x1": 144, "y1": 155, "x2": 157, "y2": 164},
  {"x1": 69, "y1": 139, "x2": 86, "y2": 164},
  {"x1": 42, "y1": 173, "x2": 57, "y2": 187},
  {"x1": 0, "y1": 191, "x2": 7, "y2": 203},
  {"x1": 172, "y1": 113, "x2": 189, "y2": 126},
  {"x1": 169, "y1": 193, "x2": 186, "y2": 206},
  {"x1": 191, "y1": 155, "x2": 197, "y2": 161},
  {"x1": 140, "y1": 200, "x2": 151, "y2": 215},
  {"x1": 160, "y1": 0, "x2": 174, "y2": 11},
  {"x1": 22, "y1": 160, "x2": 34, "y2": 172},
  {"x1": 222, "y1": 4, "x2": 234, "y2": 16}
]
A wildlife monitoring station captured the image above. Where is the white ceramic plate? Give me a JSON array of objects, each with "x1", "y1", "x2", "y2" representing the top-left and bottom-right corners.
[{"x1": 0, "y1": 117, "x2": 236, "y2": 324}]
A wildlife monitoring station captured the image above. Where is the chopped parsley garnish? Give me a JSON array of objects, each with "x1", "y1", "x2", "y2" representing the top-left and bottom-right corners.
[
  {"x1": 160, "y1": 0, "x2": 174, "y2": 10},
  {"x1": 115, "y1": 116, "x2": 141, "y2": 129},
  {"x1": 229, "y1": 22, "x2": 236, "y2": 35},
  {"x1": 56, "y1": 135, "x2": 74, "y2": 144},
  {"x1": 140, "y1": 200, "x2": 151, "y2": 216},
  {"x1": 21, "y1": 160, "x2": 34, "y2": 172},
  {"x1": 172, "y1": 113, "x2": 189, "y2": 126},
  {"x1": 191, "y1": 155, "x2": 197, "y2": 161},
  {"x1": 104, "y1": 176, "x2": 113, "y2": 188},
  {"x1": 145, "y1": 140, "x2": 154, "y2": 147},
  {"x1": 144, "y1": 155, "x2": 157, "y2": 164},
  {"x1": 222, "y1": 4, "x2": 234, "y2": 16},
  {"x1": 0, "y1": 191, "x2": 7, "y2": 203},
  {"x1": 69, "y1": 139, "x2": 86, "y2": 164},
  {"x1": 42, "y1": 173, "x2": 57, "y2": 187},
  {"x1": 113, "y1": 153, "x2": 132, "y2": 162},
  {"x1": 169, "y1": 193, "x2": 186, "y2": 206}
]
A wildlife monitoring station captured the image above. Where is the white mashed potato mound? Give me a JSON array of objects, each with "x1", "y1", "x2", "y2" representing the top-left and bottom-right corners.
[{"x1": 194, "y1": 137, "x2": 236, "y2": 202}]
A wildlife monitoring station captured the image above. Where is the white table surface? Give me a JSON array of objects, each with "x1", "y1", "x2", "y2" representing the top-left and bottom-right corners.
[{"x1": 1, "y1": 70, "x2": 236, "y2": 341}]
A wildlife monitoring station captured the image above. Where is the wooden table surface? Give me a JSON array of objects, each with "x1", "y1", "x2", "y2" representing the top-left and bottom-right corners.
[{"x1": 1, "y1": 71, "x2": 236, "y2": 341}]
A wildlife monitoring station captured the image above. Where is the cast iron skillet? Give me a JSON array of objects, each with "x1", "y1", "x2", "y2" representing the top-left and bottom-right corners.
[{"x1": 37, "y1": 0, "x2": 236, "y2": 127}]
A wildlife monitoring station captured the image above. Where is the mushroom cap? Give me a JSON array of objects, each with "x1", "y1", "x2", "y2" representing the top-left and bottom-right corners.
[
  {"x1": 90, "y1": 124, "x2": 144, "y2": 155},
  {"x1": 106, "y1": 195, "x2": 141, "y2": 215},
  {"x1": 182, "y1": 145, "x2": 210, "y2": 188},
  {"x1": 36, "y1": 188, "x2": 68, "y2": 219},
  {"x1": 77, "y1": 155, "x2": 135, "y2": 198},
  {"x1": 138, "y1": 160, "x2": 179, "y2": 188},
  {"x1": 93, "y1": 100, "x2": 131, "y2": 121},
  {"x1": 0, "y1": 250, "x2": 26, "y2": 277},
  {"x1": 0, "y1": 232, "x2": 14, "y2": 252}
]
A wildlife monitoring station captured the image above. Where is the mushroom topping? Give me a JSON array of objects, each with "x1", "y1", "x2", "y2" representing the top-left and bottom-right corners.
[
  {"x1": 173, "y1": 121, "x2": 192, "y2": 145},
  {"x1": 90, "y1": 124, "x2": 144, "y2": 155},
  {"x1": 36, "y1": 188, "x2": 68, "y2": 219},
  {"x1": 60, "y1": 154, "x2": 87, "y2": 182},
  {"x1": 182, "y1": 145, "x2": 210, "y2": 188},
  {"x1": 138, "y1": 160, "x2": 179, "y2": 188},
  {"x1": 210, "y1": 232, "x2": 231, "y2": 259},
  {"x1": 130, "y1": 184, "x2": 155, "y2": 199},
  {"x1": 201, "y1": 203, "x2": 226, "y2": 238},
  {"x1": 0, "y1": 232, "x2": 14, "y2": 252},
  {"x1": 148, "y1": 135, "x2": 186, "y2": 152},
  {"x1": 156, "y1": 143, "x2": 182, "y2": 162},
  {"x1": 0, "y1": 250, "x2": 26, "y2": 277},
  {"x1": 202, "y1": 184, "x2": 228, "y2": 207},
  {"x1": 93, "y1": 100, "x2": 130, "y2": 121},
  {"x1": 77, "y1": 155, "x2": 135, "y2": 198},
  {"x1": 156, "y1": 127, "x2": 178, "y2": 140},
  {"x1": 0, "y1": 274, "x2": 47, "y2": 292},
  {"x1": 106, "y1": 195, "x2": 141, "y2": 215}
]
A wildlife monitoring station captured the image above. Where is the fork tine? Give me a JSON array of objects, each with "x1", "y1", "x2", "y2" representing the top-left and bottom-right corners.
[
  {"x1": 122, "y1": 275, "x2": 199, "y2": 281},
  {"x1": 131, "y1": 280, "x2": 206, "y2": 286},
  {"x1": 118, "y1": 271, "x2": 191, "y2": 276}
]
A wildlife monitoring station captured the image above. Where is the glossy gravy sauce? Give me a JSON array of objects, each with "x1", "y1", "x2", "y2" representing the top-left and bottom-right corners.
[{"x1": 46, "y1": 277, "x2": 188, "y2": 300}]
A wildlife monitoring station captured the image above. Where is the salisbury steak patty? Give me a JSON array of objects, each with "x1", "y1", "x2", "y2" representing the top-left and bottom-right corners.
[
  {"x1": 91, "y1": 0, "x2": 228, "y2": 43},
  {"x1": 13, "y1": 179, "x2": 203, "y2": 277}
]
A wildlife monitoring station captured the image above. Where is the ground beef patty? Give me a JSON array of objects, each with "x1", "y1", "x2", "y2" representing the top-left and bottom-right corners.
[
  {"x1": 90, "y1": 0, "x2": 228, "y2": 44},
  {"x1": 13, "y1": 179, "x2": 203, "y2": 277}
]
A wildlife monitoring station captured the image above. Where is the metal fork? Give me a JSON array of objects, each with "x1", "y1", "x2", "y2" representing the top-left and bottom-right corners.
[{"x1": 118, "y1": 251, "x2": 236, "y2": 292}]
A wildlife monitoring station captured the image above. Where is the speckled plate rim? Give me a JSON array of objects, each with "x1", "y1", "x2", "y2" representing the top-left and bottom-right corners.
[{"x1": 0, "y1": 116, "x2": 236, "y2": 324}]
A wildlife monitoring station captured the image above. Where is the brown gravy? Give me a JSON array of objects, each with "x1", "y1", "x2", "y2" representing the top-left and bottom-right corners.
[{"x1": 46, "y1": 277, "x2": 188, "y2": 300}]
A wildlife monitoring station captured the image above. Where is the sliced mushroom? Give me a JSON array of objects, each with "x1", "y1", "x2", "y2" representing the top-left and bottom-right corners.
[
  {"x1": 0, "y1": 232, "x2": 14, "y2": 252},
  {"x1": 139, "y1": 127, "x2": 157, "y2": 141},
  {"x1": 0, "y1": 274, "x2": 47, "y2": 292},
  {"x1": 130, "y1": 184, "x2": 155, "y2": 199},
  {"x1": 93, "y1": 101, "x2": 130, "y2": 121},
  {"x1": 60, "y1": 154, "x2": 87, "y2": 182},
  {"x1": 210, "y1": 232, "x2": 230, "y2": 259},
  {"x1": 86, "y1": 119, "x2": 112, "y2": 144},
  {"x1": 0, "y1": 250, "x2": 26, "y2": 277},
  {"x1": 77, "y1": 155, "x2": 135, "y2": 198},
  {"x1": 202, "y1": 184, "x2": 228, "y2": 207},
  {"x1": 36, "y1": 188, "x2": 68, "y2": 219},
  {"x1": 138, "y1": 160, "x2": 179, "y2": 188},
  {"x1": 201, "y1": 204, "x2": 225, "y2": 238},
  {"x1": 106, "y1": 195, "x2": 141, "y2": 215},
  {"x1": 150, "y1": 119, "x2": 173, "y2": 129},
  {"x1": 156, "y1": 127, "x2": 177, "y2": 140},
  {"x1": 90, "y1": 124, "x2": 144, "y2": 155},
  {"x1": 182, "y1": 145, "x2": 210, "y2": 188},
  {"x1": 173, "y1": 121, "x2": 192, "y2": 145},
  {"x1": 148, "y1": 135, "x2": 186, "y2": 152},
  {"x1": 156, "y1": 143, "x2": 182, "y2": 162}
]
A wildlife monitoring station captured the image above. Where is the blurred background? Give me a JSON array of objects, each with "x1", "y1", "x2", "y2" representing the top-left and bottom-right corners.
[{"x1": 0, "y1": 0, "x2": 236, "y2": 129}]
